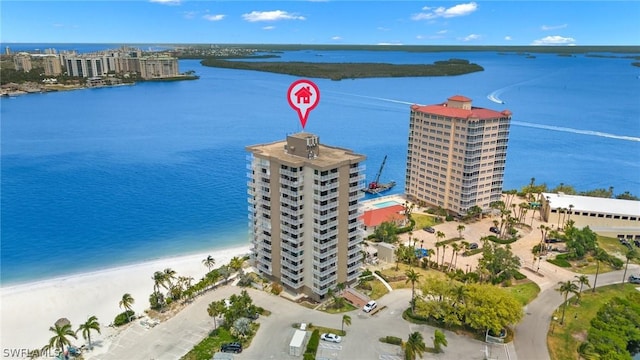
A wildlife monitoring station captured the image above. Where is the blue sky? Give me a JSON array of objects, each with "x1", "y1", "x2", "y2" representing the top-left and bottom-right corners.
[{"x1": 1, "y1": 1, "x2": 639, "y2": 45}]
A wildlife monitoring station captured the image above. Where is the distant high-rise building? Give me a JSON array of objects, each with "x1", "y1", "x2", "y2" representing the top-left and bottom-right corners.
[
  {"x1": 43, "y1": 55, "x2": 62, "y2": 76},
  {"x1": 405, "y1": 95, "x2": 512, "y2": 215},
  {"x1": 13, "y1": 52, "x2": 32, "y2": 72},
  {"x1": 5, "y1": 46, "x2": 11, "y2": 55},
  {"x1": 247, "y1": 133, "x2": 366, "y2": 300}
]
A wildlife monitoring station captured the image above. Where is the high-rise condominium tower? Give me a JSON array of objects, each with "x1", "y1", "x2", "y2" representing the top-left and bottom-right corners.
[
  {"x1": 405, "y1": 95, "x2": 512, "y2": 215},
  {"x1": 246, "y1": 133, "x2": 366, "y2": 300}
]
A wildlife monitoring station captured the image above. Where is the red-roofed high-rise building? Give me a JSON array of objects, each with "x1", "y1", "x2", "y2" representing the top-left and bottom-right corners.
[{"x1": 405, "y1": 95, "x2": 512, "y2": 216}]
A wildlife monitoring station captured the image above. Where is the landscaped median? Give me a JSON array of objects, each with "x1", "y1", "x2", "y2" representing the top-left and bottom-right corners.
[{"x1": 547, "y1": 283, "x2": 640, "y2": 360}]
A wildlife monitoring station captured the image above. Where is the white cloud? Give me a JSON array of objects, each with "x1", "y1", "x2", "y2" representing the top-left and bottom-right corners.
[
  {"x1": 541, "y1": 24, "x2": 568, "y2": 31},
  {"x1": 504, "y1": 36, "x2": 512, "y2": 41},
  {"x1": 377, "y1": 26, "x2": 390, "y2": 31},
  {"x1": 149, "y1": 0, "x2": 181, "y2": 5},
  {"x1": 460, "y1": 34, "x2": 481, "y2": 42},
  {"x1": 416, "y1": 35, "x2": 424, "y2": 39},
  {"x1": 183, "y1": 11, "x2": 197, "y2": 19},
  {"x1": 531, "y1": 35, "x2": 576, "y2": 45},
  {"x1": 437, "y1": 30, "x2": 448, "y2": 34},
  {"x1": 263, "y1": 26, "x2": 275, "y2": 30},
  {"x1": 203, "y1": 14, "x2": 225, "y2": 21},
  {"x1": 242, "y1": 10, "x2": 305, "y2": 22},
  {"x1": 412, "y1": 2, "x2": 478, "y2": 21},
  {"x1": 331, "y1": 36, "x2": 342, "y2": 41}
]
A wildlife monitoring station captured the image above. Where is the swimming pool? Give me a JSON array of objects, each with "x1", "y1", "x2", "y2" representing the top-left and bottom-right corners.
[{"x1": 372, "y1": 200, "x2": 402, "y2": 209}]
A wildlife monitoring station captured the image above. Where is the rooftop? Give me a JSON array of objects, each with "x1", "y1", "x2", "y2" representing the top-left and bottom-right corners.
[
  {"x1": 542, "y1": 192, "x2": 640, "y2": 216},
  {"x1": 360, "y1": 204, "x2": 406, "y2": 227},
  {"x1": 411, "y1": 103, "x2": 511, "y2": 120},
  {"x1": 246, "y1": 132, "x2": 365, "y2": 169}
]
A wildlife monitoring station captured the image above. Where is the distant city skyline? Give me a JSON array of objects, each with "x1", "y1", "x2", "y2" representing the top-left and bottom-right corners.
[{"x1": 2, "y1": 1, "x2": 639, "y2": 46}]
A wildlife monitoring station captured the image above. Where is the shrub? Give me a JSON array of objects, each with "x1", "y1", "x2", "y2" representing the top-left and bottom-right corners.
[
  {"x1": 360, "y1": 269, "x2": 372, "y2": 277},
  {"x1": 547, "y1": 255, "x2": 571, "y2": 268},
  {"x1": 379, "y1": 335, "x2": 403, "y2": 345},
  {"x1": 113, "y1": 310, "x2": 135, "y2": 327},
  {"x1": 513, "y1": 271, "x2": 527, "y2": 281},
  {"x1": 304, "y1": 329, "x2": 320, "y2": 357},
  {"x1": 608, "y1": 257, "x2": 623, "y2": 269},
  {"x1": 271, "y1": 282, "x2": 283, "y2": 295}
]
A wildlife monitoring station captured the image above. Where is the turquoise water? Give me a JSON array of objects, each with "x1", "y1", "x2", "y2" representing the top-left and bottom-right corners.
[
  {"x1": 1, "y1": 46, "x2": 639, "y2": 285},
  {"x1": 372, "y1": 201, "x2": 403, "y2": 209}
]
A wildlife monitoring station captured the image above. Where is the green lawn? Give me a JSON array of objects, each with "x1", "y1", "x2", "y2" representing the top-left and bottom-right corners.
[
  {"x1": 323, "y1": 300, "x2": 357, "y2": 314},
  {"x1": 597, "y1": 235, "x2": 640, "y2": 264},
  {"x1": 547, "y1": 283, "x2": 639, "y2": 360},
  {"x1": 181, "y1": 326, "x2": 254, "y2": 360},
  {"x1": 412, "y1": 214, "x2": 438, "y2": 230},
  {"x1": 505, "y1": 281, "x2": 540, "y2": 305}
]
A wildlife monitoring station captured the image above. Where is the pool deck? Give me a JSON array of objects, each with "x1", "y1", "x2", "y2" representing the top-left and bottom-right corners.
[{"x1": 361, "y1": 193, "x2": 407, "y2": 210}]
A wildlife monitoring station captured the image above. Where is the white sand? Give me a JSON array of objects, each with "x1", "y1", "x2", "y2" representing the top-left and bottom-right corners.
[{"x1": 0, "y1": 244, "x2": 251, "y2": 354}]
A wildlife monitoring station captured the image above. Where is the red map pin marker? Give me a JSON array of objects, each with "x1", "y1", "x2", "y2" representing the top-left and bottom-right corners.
[{"x1": 287, "y1": 79, "x2": 320, "y2": 129}]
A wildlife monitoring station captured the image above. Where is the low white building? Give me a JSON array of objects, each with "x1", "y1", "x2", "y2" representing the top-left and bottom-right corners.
[{"x1": 540, "y1": 192, "x2": 640, "y2": 239}]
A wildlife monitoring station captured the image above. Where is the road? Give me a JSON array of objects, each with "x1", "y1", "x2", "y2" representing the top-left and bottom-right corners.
[{"x1": 514, "y1": 264, "x2": 640, "y2": 360}]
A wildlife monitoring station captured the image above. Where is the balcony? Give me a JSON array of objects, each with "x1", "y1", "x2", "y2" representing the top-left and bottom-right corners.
[
  {"x1": 350, "y1": 164, "x2": 366, "y2": 174},
  {"x1": 313, "y1": 274, "x2": 337, "y2": 288},
  {"x1": 315, "y1": 171, "x2": 339, "y2": 182},
  {"x1": 281, "y1": 241, "x2": 301, "y2": 254},
  {"x1": 313, "y1": 202, "x2": 337, "y2": 213},
  {"x1": 314, "y1": 266, "x2": 336, "y2": 278},
  {"x1": 313, "y1": 192, "x2": 338, "y2": 202},
  {"x1": 281, "y1": 276, "x2": 304, "y2": 289},
  {"x1": 315, "y1": 229, "x2": 338, "y2": 240},
  {"x1": 280, "y1": 177, "x2": 301, "y2": 188},
  {"x1": 282, "y1": 259, "x2": 304, "y2": 272}
]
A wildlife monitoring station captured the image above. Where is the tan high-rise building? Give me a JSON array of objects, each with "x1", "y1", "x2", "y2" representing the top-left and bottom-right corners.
[
  {"x1": 405, "y1": 95, "x2": 512, "y2": 215},
  {"x1": 247, "y1": 133, "x2": 366, "y2": 300}
]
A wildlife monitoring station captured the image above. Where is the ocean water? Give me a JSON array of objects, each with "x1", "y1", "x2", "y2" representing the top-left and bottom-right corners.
[{"x1": 2, "y1": 47, "x2": 639, "y2": 285}]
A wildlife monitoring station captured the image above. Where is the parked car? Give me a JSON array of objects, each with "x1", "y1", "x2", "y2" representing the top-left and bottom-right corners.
[
  {"x1": 629, "y1": 275, "x2": 640, "y2": 284},
  {"x1": 468, "y1": 242, "x2": 479, "y2": 250},
  {"x1": 634, "y1": 240, "x2": 640, "y2": 247},
  {"x1": 320, "y1": 333, "x2": 342, "y2": 343},
  {"x1": 363, "y1": 300, "x2": 377, "y2": 313},
  {"x1": 544, "y1": 238, "x2": 560, "y2": 243},
  {"x1": 423, "y1": 226, "x2": 435, "y2": 233},
  {"x1": 220, "y1": 342, "x2": 243, "y2": 353},
  {"x1": 489, "y1": 226, "x2": 500, "y2": 234}
]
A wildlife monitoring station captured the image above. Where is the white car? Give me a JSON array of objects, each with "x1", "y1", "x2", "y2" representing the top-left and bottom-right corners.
[
  {"x1": 363, "y1": 300, "x2": 377, "y2": 313},
  {"x1": 320, "y1": 333, "x2": 342, "y2": 343}
]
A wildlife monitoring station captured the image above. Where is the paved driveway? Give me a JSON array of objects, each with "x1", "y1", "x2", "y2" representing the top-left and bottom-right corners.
[{"x1": 88, "y1": 285, "x2": 511, "y2": 360}]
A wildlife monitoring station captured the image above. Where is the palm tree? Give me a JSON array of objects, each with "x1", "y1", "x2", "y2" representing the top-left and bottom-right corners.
[
  {"x1": 404, "y1": 331, "x2": 426, "y2": 360},
  {"x1": 119, "y1": 293, "x2": 135, "y2": 321},
  {"x1": 433, "y1": 329, "x2": 448, "y2": 353},
  {"x1": 152, "y1": 270, "x2": 167, "y2": 293},
  {"x1": 76, "y1": 316, "x2": 100, "y2": 350},
  {"x1": 207, "y1": 300, "x2": 226, "y2": 329},
  {"x1": 341, "y1": 314, "x2": 351, "y2": 332},
  {"x1": 592, "y1": 247, "x2": 607, "y2": 293},
  {"x1": 566, "y1": 204, "x2": 574, "y2": 224},
  {"x1": 574, "y1": 275, "x2": 590, "y2": 304},
  {"x1": 202, "y1": 255, "x2": 216, "y2": 272},
  {"x1": 449, "y1": 243, "x2": 460, "y2": 271},
  {"x1": 441, "y1": 244, "x2": 448, "y2": 268},
  {"x1": 163, "y1": 268, "x2": 177, "y2": 289},
  {"x1": 405, "y1": 268, "x2": 421, "y2": 313},
  {"x1": 394, "y1": 244, "x2": 405, "y2": 270},
  {"x1": 43, "y1": 322, "x2": 77, "y2": 355},
  {"x1": 229, "y1": 256, "x2": 244, "y2": 273},
  {"x1": 622, "y1": 248, "x2": 638, "y2": 284},
  {"x1": 556, "y1": 280, "x2": 579, "y2": 325},
  {"x1": 456, "y1": 224, "x2": 465, "y2": 239}
]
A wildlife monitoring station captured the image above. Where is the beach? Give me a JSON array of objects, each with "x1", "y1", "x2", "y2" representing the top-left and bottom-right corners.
[{"x1": 0, "y1": 244, "x2": 251, "y2": 355}]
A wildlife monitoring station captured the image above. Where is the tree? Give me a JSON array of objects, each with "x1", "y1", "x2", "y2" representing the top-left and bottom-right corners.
[
  {"x1": 202, "y1": 255, "x2": 216, "y2": 272},
  {"x1": 556, "y1": 280, "x2": 579, "y2": 325},
  {"x1": 43, "y1": 323, "x2": 77, "y2": 356},
  {"x1": 405, "y1": 268, "x2": 421, "y2": 313},
  {"x1": 449, "y1": 243, "x2": 460, "y2": 271},
  {"x1": 477, "y1": 242, "x2": 521, "y2": 283},
  {"x1": 207, "y1": 300, "x2": 226, "y2": 329},
  {"x1": 232, "y1": 317, "x2": 252, "y2": 338},
  {"x1": 76, "y1": 316, "x2": 100, "y2": 350},
  {"x1": 433, "y1": 329, "x2": 448, "y2": 353},
  {"x1": 152, "y1": 270, "x2": 168, "y2": 293},
  {"x1": 456, "y1": 224, "x2": 465, "y2": 239},
  {"x1": 403, "y1": 331, "x2": 426, "y2": 360},
  {"x1": 341, "y1": 314, "x2": 351, "y2": 332},
  {"x1": 373, "y1": 221, "x2": 400, "y2": 243},
  {"x1": 574, "y1": 275, "x2": 591, "y2": 304},
  {"x1": 163, "y1": 268, "x2": 177, "y2": 289},
  {"x1": 592, "y1": 247, "x2": 608, "y2": 293},
  {"x1": 460, "y1": 283, "x2": 523, "y2": 332},
  {"x1": 119, "y1": 293, "x2": 135, "y2": 321},
  {"x1": 622, "y1": 248, "x2": 638, "y2": 285},
  {"x1": 394, "y1": 244, "x2": 405, "y2": 270},
  {"x1": 229, "y1": 256, "x2": 244, "y2": 273}
]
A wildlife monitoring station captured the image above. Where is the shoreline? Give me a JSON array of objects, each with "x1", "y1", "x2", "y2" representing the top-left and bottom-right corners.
[{"x1": 0, "y1": 244, "x2": 251, "y2": 353}]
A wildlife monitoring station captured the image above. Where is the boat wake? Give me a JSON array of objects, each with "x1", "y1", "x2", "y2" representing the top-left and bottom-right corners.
[
  {"x1": 487, "y1": 90, "x2": 505, "y2": 104},
  {"x1": 512, "y1": 121, "x2": 640, "y2": 142}
]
